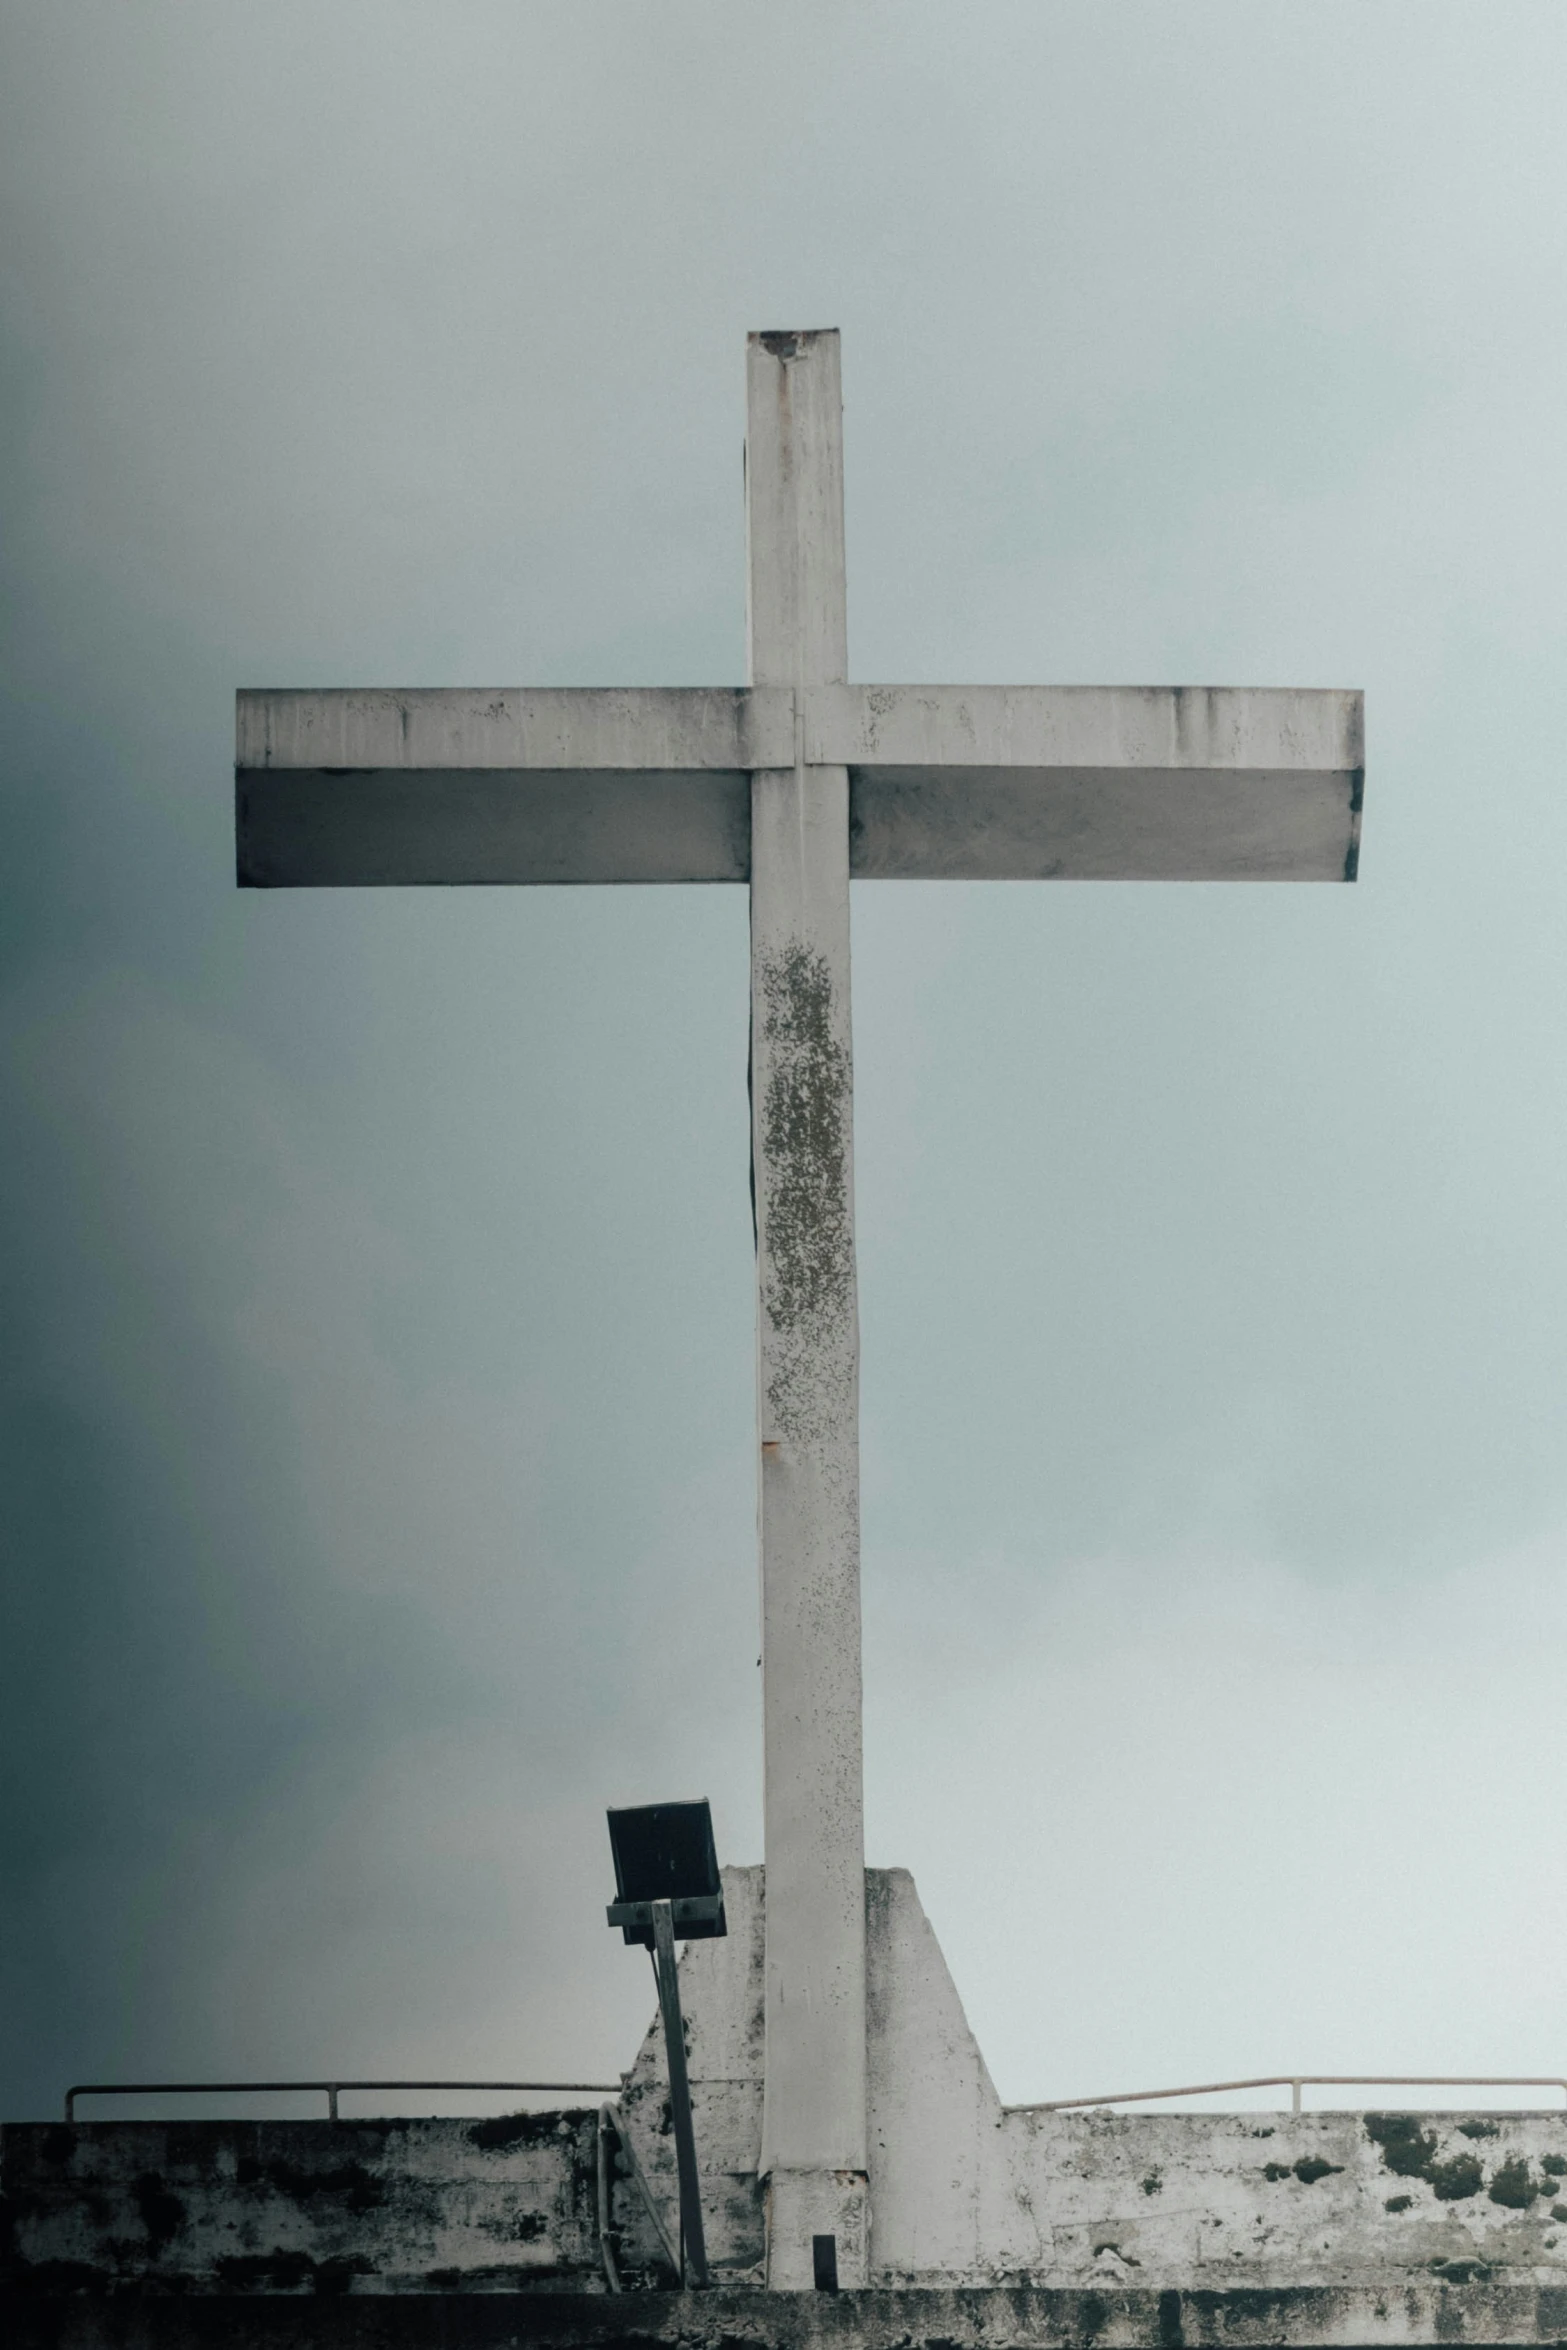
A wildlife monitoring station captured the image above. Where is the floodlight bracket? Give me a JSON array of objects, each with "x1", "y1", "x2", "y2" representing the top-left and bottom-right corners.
[
  {"x1": 606, "y1": 1894, "x2": 725, "y2": 1939},
  {"x1": 636, "y1": 1900, "x2": 709, "y2": 2287}
]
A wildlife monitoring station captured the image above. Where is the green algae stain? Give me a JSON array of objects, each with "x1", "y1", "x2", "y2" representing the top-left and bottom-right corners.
[{"x1": 1487, "y1": 2156, "x2": 1539, "y2": 2209}]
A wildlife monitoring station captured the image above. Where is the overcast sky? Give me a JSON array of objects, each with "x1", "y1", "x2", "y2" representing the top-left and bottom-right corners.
[{"x1": 3, "y1": 2, "x2": 1566, "y2": 2128}]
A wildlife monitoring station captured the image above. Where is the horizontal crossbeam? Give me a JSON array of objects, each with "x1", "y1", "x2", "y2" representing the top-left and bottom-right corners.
[
  {"x1": 238, "y1": 686, "x2": 796, "y2": 775},
  {"x1": 237, "y1": 684, "x2": 1362, "y2": 886}
]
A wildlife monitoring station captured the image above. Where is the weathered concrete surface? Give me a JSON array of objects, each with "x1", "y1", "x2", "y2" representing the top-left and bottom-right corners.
[
  {"x1": 237, "y1": 680, "x2": 1362, "y2": 888},
  {"x1": 860, "y1": 1872, "x2": 1567, "y2": 2291},
  {"x1": 828, "y1": 682, "x2": 1362, "y2": 881},
  {"x1": 14, "y1": 1869, "x2": 1565, "y2": 2308},
  {"x1": 9, "y1": 1870, "x2": 1565, "y2": 2310},
  {"x1": 983, "y1": 2111, "x2": 1567, "y2": 2295},
  {"x1": 237, "y1": 680, "x2": 1358, "y2": 787},
  {"x1": 745, "y1": 328, "x2": 868, "y2": 2288},
  {"x1": 236, "y1": 687, "x2": 796, "y2": 774},
  {"x1": 10, "y1": 2285, "x2": 1567, "y2": 2347},
  {"x1": 234, "y1": 686, "x2": 794, "y2": 888},
  {"x1": 0, "y1": 2111, "x2": 602, "y2": 2299},
  {"x1": 618, "y1": 1869, "x2": 1567, "y2": 2294}
]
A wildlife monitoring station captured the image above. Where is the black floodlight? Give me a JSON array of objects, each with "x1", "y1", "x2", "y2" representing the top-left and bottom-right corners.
[
  {"x1": 605, "y1": 1800, "x2": 726, "y2": 1948},
  {"x1": 604, "y1": 1800, "x2": 726, "y2": 2288}
]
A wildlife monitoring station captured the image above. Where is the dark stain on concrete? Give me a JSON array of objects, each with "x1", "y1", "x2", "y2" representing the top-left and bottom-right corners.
[
  {"x1": 212, "y1": 2248, "x2": 313, "y2": 2292},
  {"x1": 1431, "y1": 2259, "x2": 1492, "y2": 2285},
  {"x1": 1434, "y1": 2293, "x2": 1468, "y2": 2343},
  {"x1": 1455, "y1": 2120, "x2": 1498, "y2": 2139},
  {"x1": 1291, "y1": 2158, "x2": 1344, "y2": 2186},
  {"x1": 760, "y1": 332, "x2": 804, "y2": 361},
  {"x1": 1366, "y1": 2114, "x2": 1440, "y2": 2179},
  {"x1": 1185, "y1": 2287, "x2": 1302, "y2": 2331},
  {"x1": 1141, "y1": 2170, "x2": 1163, "y2": 2196},
  {"x1": 478, "y1": 2210, "x2": 548, "y2": 2244},
  {"x1": 131, "y1": 2174, "x2": 185, "y2": 2259},
  {"x1": 233, "y1": 2157, "x2": 385, "y2": 2214},
  {"x1": 566, "y1": 2122, "x2": 599, "y2": 2249},
  {"x1": 759, "y1": 942, "x2": 853, "y2": 1414},
  {"x1": 1542, "y1": 2152, "x2": 1567, "y2": 2176},
  {"x1": 1366, "y1": 2116, "x2": 1484, "y2": 2201},
  {"x1": 1486, "y1": 2156, "x2": 1538, "y2": 2208},
  {"x1": 4, "y1": 2255, "x2": 114, "y2": 2295},
  {"x1": 7, "y1": 2273, "x2": 1567, "y2": 2335},
  {"x1": 1385, "y1": 2195, "x2": 1414, "y2": 2213},
  {"x1": 467, "y1": 2111, "x2": 557, "y2": 2153},
  {"x1": 213, "y1": 2247, "x2": 375, "y2": 2295},
  {"x1": 314, "y1": 2256, "x2": 376, "y2": 2296}
]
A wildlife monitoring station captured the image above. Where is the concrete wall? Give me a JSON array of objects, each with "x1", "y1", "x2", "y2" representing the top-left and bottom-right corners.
[
  {"x1": 979, "y1": 2109, "x2": 1567, "y2": 2294},
  {"x1": 1, "y1": 2111, "x2": 602, "y2": 2297},
  {"x1": 7, "y1": 1865, "x2": 1565, "y2": 2306},
  {"x1": 14, "y1": 2282, "x2": 1567, "y2": 2348}
]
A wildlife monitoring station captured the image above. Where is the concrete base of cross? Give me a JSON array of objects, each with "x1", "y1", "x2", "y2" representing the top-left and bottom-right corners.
[
  {"x1": 614, "y1": 1864, "x2": 994, "y2": 2289},
  {"x1": 612, "y1": 1866, "x2": 1567, "y2": 2294},
  {"x1": 763, "y1": 2167, "x2": 869, "y2": 2290}
]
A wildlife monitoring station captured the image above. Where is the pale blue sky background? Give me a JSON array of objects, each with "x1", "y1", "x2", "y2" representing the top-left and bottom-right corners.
[{"x1": 3, "y1": 2, "x2": 1565, "y2": 2123}]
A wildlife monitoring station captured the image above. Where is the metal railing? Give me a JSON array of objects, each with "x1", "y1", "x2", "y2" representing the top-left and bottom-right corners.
[
  {"x1": 65, "y1": 2068, "x2": 1567, "y2": 2126},
  {"x1": 62, "y1": 2079, "x2": 620, "y2": 2124},
  {"x1": 1012, "y1": 2074, "x2": 1567, "y2": 2117}
]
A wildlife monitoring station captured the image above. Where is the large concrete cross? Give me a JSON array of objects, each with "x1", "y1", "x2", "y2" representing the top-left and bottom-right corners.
[{"x1": 237, "y1": 329, "x2": 1363, "y2": 2288}]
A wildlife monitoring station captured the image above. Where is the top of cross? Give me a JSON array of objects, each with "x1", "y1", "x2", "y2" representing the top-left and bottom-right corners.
[{"x1": 236, "y1": 328, "x2": 1361, "y2": 894}]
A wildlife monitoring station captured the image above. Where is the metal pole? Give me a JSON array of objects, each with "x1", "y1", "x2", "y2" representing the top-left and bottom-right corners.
[
  {"x1": 651, "y1": 1899, "x2": 708, "y2": 2288},
  {"x1": 595, "y1": 2108, "x2": 622, "y2": 2292}
]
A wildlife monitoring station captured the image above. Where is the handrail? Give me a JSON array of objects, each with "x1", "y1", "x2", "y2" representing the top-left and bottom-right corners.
[
  {"x1": 1011, "y1": 2074, "x2": 1567, "y2": 2117},
  {"x1": 63, "y1": 2079, "x2": 620, "y2": 2124}
]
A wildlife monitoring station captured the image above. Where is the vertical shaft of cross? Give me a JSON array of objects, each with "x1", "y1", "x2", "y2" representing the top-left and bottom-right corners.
[{"x1": 745, "y1": 330, "x2": 869, "y2": 2288}]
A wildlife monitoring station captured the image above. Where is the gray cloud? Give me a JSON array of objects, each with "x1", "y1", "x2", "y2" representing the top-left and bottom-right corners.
[{"x1": 3, "y1": 1, "x2": 1565, "y2": 2121}]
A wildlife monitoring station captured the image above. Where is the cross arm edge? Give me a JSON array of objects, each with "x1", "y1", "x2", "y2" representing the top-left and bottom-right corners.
[{"x1": 235, "y1": 685, "x2": 796, "y2": 772}]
